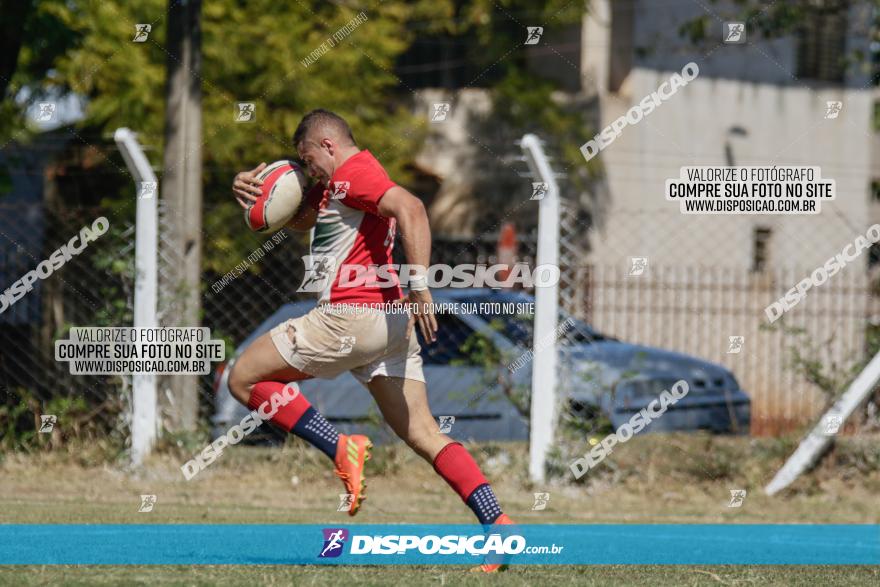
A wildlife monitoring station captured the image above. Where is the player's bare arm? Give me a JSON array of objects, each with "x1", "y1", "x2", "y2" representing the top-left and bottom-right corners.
[
  {"x1": 378, "y1": 186, "x2": 438, "y2": 342},
  {"x1": 286, "y1": 199, "x2": 318, "y2": 231}
]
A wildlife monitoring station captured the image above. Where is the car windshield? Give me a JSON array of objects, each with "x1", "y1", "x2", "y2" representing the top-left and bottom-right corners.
[{"x1": 470, "y1": 297, "x2": 605, "y2": 346}]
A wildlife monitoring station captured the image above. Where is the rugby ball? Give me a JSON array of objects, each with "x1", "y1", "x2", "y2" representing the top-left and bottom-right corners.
[{"x1": 244, "y1": 160, "x2": 307, "y2": 232}]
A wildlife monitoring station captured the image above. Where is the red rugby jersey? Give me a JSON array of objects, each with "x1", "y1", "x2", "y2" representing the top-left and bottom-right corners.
[{"x1": 307, "y1": 150, "x2": 401, "y2": 304}]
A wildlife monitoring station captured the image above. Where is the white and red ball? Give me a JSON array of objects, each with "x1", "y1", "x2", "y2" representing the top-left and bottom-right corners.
[{"x1": 244, "y1": 160, "x2": 307, "y2": 232}]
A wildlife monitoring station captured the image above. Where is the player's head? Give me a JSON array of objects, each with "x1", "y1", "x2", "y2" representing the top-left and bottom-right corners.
[{"x1": 293, "y1": 109, "x2": 357, "y2": 183}]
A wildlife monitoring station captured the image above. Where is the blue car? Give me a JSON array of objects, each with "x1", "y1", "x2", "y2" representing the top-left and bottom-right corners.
[{"x1": 212, "y1": 289, "x2": 750, "y2": 442}]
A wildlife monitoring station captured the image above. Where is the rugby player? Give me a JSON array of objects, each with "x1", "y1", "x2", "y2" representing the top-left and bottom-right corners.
[{"x1": 230, "y1": 109, "x2": 512, "y2": 571}]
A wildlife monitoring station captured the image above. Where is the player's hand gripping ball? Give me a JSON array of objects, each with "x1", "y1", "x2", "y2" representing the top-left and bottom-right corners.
[{"x1": 244, "y1": 160, "x2": 307, "y2": 232}]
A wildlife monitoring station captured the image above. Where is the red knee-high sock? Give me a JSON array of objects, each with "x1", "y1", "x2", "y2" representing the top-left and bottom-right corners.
[
  {"x1": 432, "y1": 442, "x2": 503, "y2": 524},
  {"x1": 247, "y1": 381, "x2": 340, "y2": 460},
  {"x1": 247, "y1": 381, "x2": 312, "y2": 430}
]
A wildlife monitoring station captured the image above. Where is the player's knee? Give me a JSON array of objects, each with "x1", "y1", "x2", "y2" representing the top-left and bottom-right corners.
[
  {"x1": 401, "y1": 426, "x2": 437, "y2": 456},
  {"x1": 227, "y1": 362, "x2": 254, "y2": 406}
]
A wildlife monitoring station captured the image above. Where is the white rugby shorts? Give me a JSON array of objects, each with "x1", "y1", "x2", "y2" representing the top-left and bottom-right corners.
[{"x1": 270, "y1": 304, "x2": 425, "y2": 384}]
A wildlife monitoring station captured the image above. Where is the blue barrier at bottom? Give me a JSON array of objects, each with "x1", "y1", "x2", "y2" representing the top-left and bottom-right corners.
[{"x1": 0, "y1": 524, "x2": 877, "y2": 565}]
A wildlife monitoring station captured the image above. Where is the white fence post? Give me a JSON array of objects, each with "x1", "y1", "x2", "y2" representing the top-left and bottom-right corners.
[
  {"x1": 520, "y1": 134, "x2": 560, "y2": 483},
  {"x1": 765, "y1": 350, "x2": 880, "y2": 495},
  {"x1": 114, "y1": 128, "x2": 159, "y2": 467}
]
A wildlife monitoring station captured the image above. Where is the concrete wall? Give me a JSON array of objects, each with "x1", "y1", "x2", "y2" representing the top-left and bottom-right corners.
[
  {"x1": 589, "y1": 71, "x2": 873, "y2": 271},
  {"x1": 583, "y1": 0, "x2": 876, "y2": 272}
]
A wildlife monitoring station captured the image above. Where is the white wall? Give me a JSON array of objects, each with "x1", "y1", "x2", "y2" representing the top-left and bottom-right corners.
[
  {"x1": 584, "y1": 0, "x2": 876, "y2": 271},
  {"x1": 590, "y1": 71, "x2": 873, "y2": 271}
]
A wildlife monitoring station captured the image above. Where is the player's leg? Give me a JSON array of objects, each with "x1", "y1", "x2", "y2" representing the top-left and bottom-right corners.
[
  {"x1": 364, "y1": 375, "x2": 449, "y2": 459},
  {"x1": 228, "y1": 328, "x2": 340, "y2": 462},
  {"x1": 366, "y1": 375, "x2": 509, "y2": 527},
  {"x1": 228, "y1": 316, "x2": 372, "y2": 515}
]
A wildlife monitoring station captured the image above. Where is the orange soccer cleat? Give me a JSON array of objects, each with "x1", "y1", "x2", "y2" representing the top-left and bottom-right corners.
[
  {"x1": 472, "y1": 513, "x2": 515, "y2": 573},
  {"x1": 333, "y1": 434, "x2": 372, "y2": 516}
]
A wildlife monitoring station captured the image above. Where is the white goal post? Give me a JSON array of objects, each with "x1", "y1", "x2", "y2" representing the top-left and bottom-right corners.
[
  {"x1": 765, "y1": 350, "x2": 880, "y2": 495},
  {"x1": 519, "y1": 134, "x2": 561, "y2": 483},
  {"x1": 114, "y1": 128, "x2": 159, "y2": 466}
]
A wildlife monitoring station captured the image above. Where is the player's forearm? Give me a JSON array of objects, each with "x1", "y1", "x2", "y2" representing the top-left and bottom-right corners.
[
  {"x1": 286, "y1": 182, "x2": 325, "y2": 231},
  {"x1": 395, "y1": 198, "x2": 432, "y2": 276},
  {"x1": 286, "y1": 204, "x2": 317, "y2": 231}
]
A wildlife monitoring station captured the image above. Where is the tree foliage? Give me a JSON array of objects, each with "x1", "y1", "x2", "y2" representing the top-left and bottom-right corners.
[{"x1": 3, "y1": 0, "x2": 584, "y2": 267}]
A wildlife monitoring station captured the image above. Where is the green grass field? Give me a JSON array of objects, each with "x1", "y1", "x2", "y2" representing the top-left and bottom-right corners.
[
  {"x1": 2, "y1": 565, "x2": 878, "y2": 586},
  {"x1": 1, "y1": 434, "x2": 878, "y2": 585}
]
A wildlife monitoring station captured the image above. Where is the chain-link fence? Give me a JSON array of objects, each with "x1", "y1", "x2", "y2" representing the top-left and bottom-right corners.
[
  {"x1": 3, "y1": 184, "x2": 879, "y2": 454},
  {"x1": 0, "y1": 203, "x2": 136, "y2": 451},
  {"x1": 554, "y1": 201, "x2": 880, "y2": 436},
  {"x1": 0, "y1": 193, "x2": 540, "y2": 454}
]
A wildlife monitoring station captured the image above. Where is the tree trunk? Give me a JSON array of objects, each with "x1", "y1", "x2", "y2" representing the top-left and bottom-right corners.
[{"x1": 160, "y1": 0, "x2": 202, "y2": 432}]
